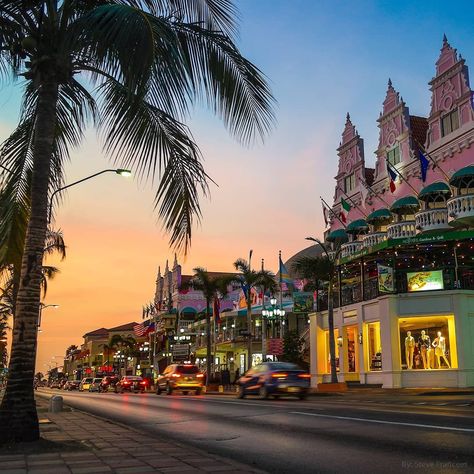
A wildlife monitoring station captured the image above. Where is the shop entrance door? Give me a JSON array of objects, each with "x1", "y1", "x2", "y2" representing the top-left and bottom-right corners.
[{"x1": 345, "y1": 326, "x2": 359, "y2": 381}]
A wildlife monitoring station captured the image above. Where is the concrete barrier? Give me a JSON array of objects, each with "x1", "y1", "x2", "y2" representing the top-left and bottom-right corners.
[{"x1": 48, "y1": 395, "x2": 63, "y2": 412}]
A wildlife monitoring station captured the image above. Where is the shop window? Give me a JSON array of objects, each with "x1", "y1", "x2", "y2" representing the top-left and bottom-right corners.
[
  {"x1": 387, "y1": 145, "x2": 400, "y2": 166},
  {"x1": 399, "y1": 316, "x2": 457, "y2": 370},
  {"x1": 365, "y1": 322, "x2": 382, "y2": 371},
  {"x1": 325, "y1": 329, "x2": 340, "y2": 374},
  {"x1": 344, "y1": 173, "x2": 356, "y2": 193},
  {"x1": 441, "y1": 109, "x2": 459, "y2": 137}
]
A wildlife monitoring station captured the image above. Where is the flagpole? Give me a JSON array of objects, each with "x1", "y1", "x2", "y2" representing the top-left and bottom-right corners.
[
  {"x1": 413, "y1": 139, "x2": 451, "y2": 183},
  {"x1": 360, "y1": 180, "x2": 391, "y2": 207},
  {"x1": 385, "y1": 159, "x2": 420, "y2": 195},
  {"x1": 279, "y1": 250, "x2": 284, "y2": 339},
  {"x1": 261, "y1": 258, "x2": 266, "y2": 363},
  {"x1": 336, "y1": 186, "x2": 368, "y2": 218},
  {"x1": 320, "y1": 196, "x2": 347, "y2": 228}
]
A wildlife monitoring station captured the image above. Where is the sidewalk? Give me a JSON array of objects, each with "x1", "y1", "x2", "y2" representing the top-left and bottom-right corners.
[{"x1": 0, "y1": 397, "x2": 264, "y2": 474}]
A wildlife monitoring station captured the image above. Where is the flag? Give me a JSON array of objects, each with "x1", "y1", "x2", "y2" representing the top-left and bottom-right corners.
[
  {"x1": 213, "y1": 297, "x2": 221, "y2": 325},
  {"x1": 418, "y1": 150, "x2": 430, "y2": 182},
  {"x1": 134, "y1": 321, "x2": 151, "y2": 337},
  {"x1": 279, "y1": 256, "x2": 293, "y2": 288},
  {"x1": 387, "y1": 163, "x2": 397, "y2": 193},
  {"x1": 322, "y1": 201, "x2": 329, "y2": 227},
  {"x1": 339, "y1": 197, "x2": 351, "y2": 224}
]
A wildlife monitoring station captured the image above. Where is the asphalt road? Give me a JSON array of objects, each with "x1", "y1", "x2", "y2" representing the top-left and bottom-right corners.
[{"x1": 38, "y1": 389, "x2": 474, "y2": 473}]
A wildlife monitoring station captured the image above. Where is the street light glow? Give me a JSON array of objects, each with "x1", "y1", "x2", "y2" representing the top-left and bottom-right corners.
[{"x1": 116, "y1": 168, "x2": 132, "y2": 177}]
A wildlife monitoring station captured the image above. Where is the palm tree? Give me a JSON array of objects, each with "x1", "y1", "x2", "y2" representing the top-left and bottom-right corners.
[
  {"x1": 0, "y1": 1, "x2": 274, "y2": 442},
  {"x1": 185, "y1": 268, "x2": 235, "y2": 385},
  {"x1": 296, "y1": 237, "x2": 343, "y2": 384},
  {"x1": 234, "y1": 258, "x2": 277, "y2": 370}
]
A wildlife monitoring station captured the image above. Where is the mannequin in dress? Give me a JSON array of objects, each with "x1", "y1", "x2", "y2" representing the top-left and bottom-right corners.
[
  {"x1": 417, "y1": 330, "x2": 431, "y2": 369},
  {"x1": 404, "y1": 331, "x2": 415, "y2": 369},
  {"x1": 432, "y1": 331, "x2": 450, "y2": 368}
]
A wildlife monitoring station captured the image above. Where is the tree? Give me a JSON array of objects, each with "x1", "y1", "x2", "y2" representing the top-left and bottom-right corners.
[
  {"x1": 184, "y1": 267, "x2": 235, "y2": 385},
  {"x1": 0, "y1": 1, "x2": 274, "y2": 442},
  {"x1": 282, "y1": 330, "x2": 304, "y2": 366},
  {"x1": 292, "y1": 237, "x2": 343, "y2": 384},
  {"x1": 233, "y1": 258, "x2": 277, "y2": 369}
]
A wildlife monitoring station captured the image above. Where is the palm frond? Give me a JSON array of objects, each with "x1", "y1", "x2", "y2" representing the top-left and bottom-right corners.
[{"x1": 44, "y1": 229, "x2": 67, "y2": 260}]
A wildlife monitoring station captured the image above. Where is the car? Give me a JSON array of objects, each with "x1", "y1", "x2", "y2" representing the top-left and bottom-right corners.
[
  {"x1": 156, "y1": 364, "x2": 204, "y2": 395},
  {"x1": 49, "y1": 380, "x2": 60, "y2": 389},
  {"x1": 99, "y1": 376, "x2": 119, "y2": 392},
  {"x1": 115, "y1": 376, "x2": 146, "y2": 393},
  {"x1": 88, "y1": 378, "x2": 103, "y2": 392},
  {"x1": 63, "y1": 380, "x2": 80, "y2": 391},
  {"x1": 79, "y1": 377, "x2": 94, "y2": 391},
  {"x1": 236, "y1": 362, "x2": 311, "y2": 400}
]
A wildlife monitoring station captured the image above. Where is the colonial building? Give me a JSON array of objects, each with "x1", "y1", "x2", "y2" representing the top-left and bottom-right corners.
[{"x1": 310, "y1": 37, "x2": 474, "y2": 389}]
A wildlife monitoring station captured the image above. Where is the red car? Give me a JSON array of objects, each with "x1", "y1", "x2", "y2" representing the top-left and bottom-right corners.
[
  {"x1": 115, "y1": 376, "x2": 146, "y2": 393},
  {"x1": 99, "y1": 376, "x2": 119, "y2": 392}
]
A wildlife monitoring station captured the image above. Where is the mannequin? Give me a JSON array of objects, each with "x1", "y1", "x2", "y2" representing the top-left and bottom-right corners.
[
  {"x1": 432, "y1": 331, "x2": 450, "y2": 368},
  {"x1": 404, "y1": 331, "x2": 415, "y2": 369},
  {"x1": 417, "y1": 330, "x2": 431, "y2": 369}
]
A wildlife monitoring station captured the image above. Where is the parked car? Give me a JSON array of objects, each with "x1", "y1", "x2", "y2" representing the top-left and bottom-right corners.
[
  {"x1": 79, "y1": 377, "x2": 94, "y2": 391},
  {"x1": 156, "y1": 364, "x2": 204, "y2": 395},
  {"x1": 63, "y1": 380, "x2": 80, "y2": 391},
  {"x1": 115, "y1": 376, "x2": 146, "y2": 393},
  {"x1": 99, "y1": 376, "x2": 120, "y2": 392},
  {"x1": 49, "y1": 380, "x2": 60, "y2": 389},
  {"x1": 236, "y1": 362, "x2": 310, "y2": 400},
  {"x1": 88, "y1": 378, "x2": 103, "y2": 392}
]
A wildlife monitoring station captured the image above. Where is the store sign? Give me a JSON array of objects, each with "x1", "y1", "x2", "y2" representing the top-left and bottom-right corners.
[
  {"x1": 377, "y1": 264, "x2": 394, "y2": 292},
  {"x1": 172, "y1": 343, "x2": 190, "y2": 360},
  {"x1": 407, "y1": 270, "x2": 444, "y2": 292},
  {"x1": 267, "y1": 338, "x2": 284, "y2": 355},
  {"x1": 293, "y1": 292, "x2": 314, "y2": 313}
]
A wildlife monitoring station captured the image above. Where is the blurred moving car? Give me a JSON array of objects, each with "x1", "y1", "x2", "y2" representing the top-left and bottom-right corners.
[
  {"x1": 88, "y1": 378, "x2": 103, "y2": 392},
  {"x1": 236, "y1": 362, "x2": 310, "y2": 400},
  {"x1": 99, "y1": 376, "x2": 119, "y2": 392},
  {"x1": 63, "y1": 380, "x2": 80, "y2": 391},
  {"x1": 115, "y1": 376, "x2": 146, "y2": 393},
  {"x1": 156, "y1": 364, "x2": 204, "y2": 395},
  {"x1": 79, "y1": 377, "x2": 94, "y2": 391}
]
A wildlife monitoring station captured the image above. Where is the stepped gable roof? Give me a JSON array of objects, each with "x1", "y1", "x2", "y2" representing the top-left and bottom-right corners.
[
  {"x1": 410, "y1": 115, "x2": 429, "y2": 151},
  {"x1": 364, "y1": 167, "x2": 375, "y2": 185},
  {"x1": 83, "y1": 327, "x2": 108, "y2": 338},
  {"x1": 108, "y1": 322, "x2": 139, "y2": 332}
]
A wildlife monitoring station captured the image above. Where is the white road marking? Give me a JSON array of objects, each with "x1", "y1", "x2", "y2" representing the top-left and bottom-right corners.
[{"x1": 290, "y1": 411, "x2": 474, "y2": 433}]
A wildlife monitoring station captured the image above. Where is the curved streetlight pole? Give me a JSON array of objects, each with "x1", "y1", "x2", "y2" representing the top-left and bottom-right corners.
[
  {"x1": 48, "y1": 168, "x2": 132, "y2": 224},
  {"x1": 38, "y1": 303, "x2": 59, "y2": 329}
]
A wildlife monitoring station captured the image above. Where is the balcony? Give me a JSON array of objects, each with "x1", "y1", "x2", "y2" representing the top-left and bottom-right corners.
[
  {"x1": 415, "y1": 208, "x2": 450, "y2": 233},
  {"x1": 447, "y1": 194, "x2": 474, "y2": 227},
  {"x1": 361, "y1": 232, "x2": 387, "y2": 248},
  {"x1": 340, "y1": 241, "x2": 363, "y2": 258},
  {"x1": 387, "y1": 221, "x2": 416, "y2": 239}
]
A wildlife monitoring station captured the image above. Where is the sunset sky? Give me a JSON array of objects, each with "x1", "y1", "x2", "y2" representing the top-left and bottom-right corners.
[{"x1": 0, "y1": 1, "x2": 473, "y2": 372}]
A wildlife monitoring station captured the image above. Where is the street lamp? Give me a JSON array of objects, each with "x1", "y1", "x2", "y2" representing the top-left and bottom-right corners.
[
  {"x1": 48, "y1": 168, "x2": 132, "y2": 223},
  {"x1": 261, "y1": 297, "x2": 286, "y2": 361},
  {"x1": 38, "y1": 303, "x2": 59, "y2": 328}
]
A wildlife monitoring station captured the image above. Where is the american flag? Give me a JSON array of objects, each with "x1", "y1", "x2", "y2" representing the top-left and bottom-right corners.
[{"x1": 134, "y1": 321, "x2": 152, "y2": 337}]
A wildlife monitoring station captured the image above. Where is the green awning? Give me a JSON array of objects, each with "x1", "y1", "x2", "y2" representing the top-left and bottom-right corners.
[
  {"x1": 449, "y1": 166, "x2": 474, "y2": 188},
  {"x1": 390, "y1": 195, "x2": 420, "y2": 213},
  {"x1": 418, "y1": 181, "x2": 451, "y2": 200},
  {"x1": 366, "y1": 208, "x2": 392, "y2": 224},
  {"x1": 346, "y1": 219, "x2": 369, "y2": 234},
  {"x1": 326, "y1": 228, "x2": 349, "y2": 243}
]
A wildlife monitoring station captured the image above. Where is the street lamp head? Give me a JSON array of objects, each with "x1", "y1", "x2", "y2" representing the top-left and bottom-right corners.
[
  {"x1": 270, "y1": 297, "x2": 277, "y2": 306},
  {"x1": 116, "y1": 168, "x2": 132, "y2": 177}
]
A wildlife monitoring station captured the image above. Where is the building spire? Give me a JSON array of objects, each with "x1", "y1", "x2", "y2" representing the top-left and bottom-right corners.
[
  {"x1": 173, "y1": 253, "x2": 178, "y2": 269},
  {"x1": 443, "y1": 33, "x2": 448, "y2": 45},
  {"x1": 165, "y1": 259, "x2": 169, "y2": 274}
]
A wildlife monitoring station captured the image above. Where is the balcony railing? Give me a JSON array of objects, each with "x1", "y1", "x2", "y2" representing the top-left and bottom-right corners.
[
  {"x1": 447, "y1": 194, "x2": 474, "y2": 225},
  {"x1": 387, "y1": 221, "x2": 416, "y2": 239},
  {"x1": 362, "y1": 232, "x2": 387, "y2": 248},
  {"x1": 415, "y1": 208, "x2": 450, "y2": 233},
  {"x1": 341, "y1": 241, "x2": 363, "y2": 258}
]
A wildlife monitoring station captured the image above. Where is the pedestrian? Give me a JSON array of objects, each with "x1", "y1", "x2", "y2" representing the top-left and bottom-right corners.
[{"x1": 234, "y1": 368, "x2": 240, "y2": 385}]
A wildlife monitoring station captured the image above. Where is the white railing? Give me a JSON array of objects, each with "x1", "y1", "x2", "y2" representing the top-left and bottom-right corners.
[
  {"x1": 415, "y1": 208, "x2": 450, "y2": 233},
  {"x1": 361, "y1": 232, "x2": 387, "y2": 248},
  {"x1": 341, "y1": 241, "x2": 363, "y2": 258},
  {"x1": 387, "y1": 221, "x2": 416, "y2": 239},
  {"x1": 447, "y1": 194, "x2": 474, "y2": 225}
]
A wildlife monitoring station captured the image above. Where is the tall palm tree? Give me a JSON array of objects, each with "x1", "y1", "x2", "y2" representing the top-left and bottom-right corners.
[
  {"x1": 298, "y1": 237, "x2": 343, "y2": 384},
  {"x1": 233, "y1": 258, "x2": 276, "y2": 370},
  {"x1": 185, "y1": 267, "x2": 235, "y2": 385},
  {"x1": 0, "y1": 1, "x2": 274, "y2": 442}
]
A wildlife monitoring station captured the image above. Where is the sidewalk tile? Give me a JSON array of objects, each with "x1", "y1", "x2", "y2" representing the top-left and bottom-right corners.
[
  {"x1": 0, "y1": 469, "x2": 27, "y2": 474},
  {"x1": 69, "y1": 467, "x2": 112, "y2": 474},
  {"x1": 0, "y1": 461, "x2": 26, "y2": 469}
]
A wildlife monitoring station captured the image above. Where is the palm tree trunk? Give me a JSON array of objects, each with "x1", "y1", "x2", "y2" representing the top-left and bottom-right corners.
[
  {"x1": 328, "y1": 279, "x2": 338, "y2": 384},
  {"x1": 247, "y1": 298, "x2": 252, "y2": 370},
  {"x1": 0, "y1": 80, "x2": 59, "y2": 443},
  {"x1": 205, "y1": 300, "x2": 211, "y2": 387}
]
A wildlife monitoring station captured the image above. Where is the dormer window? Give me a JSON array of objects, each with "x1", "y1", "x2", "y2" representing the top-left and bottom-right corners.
[
  {"x1": 387, "y1": 145, "x2": 400, "y2": 166},
  {"x1": 441, "y1": 109, "x2": 459, "y2": 137},
  {"x1": 344, "y1": 173, "x2": 355, "y2": 193}
]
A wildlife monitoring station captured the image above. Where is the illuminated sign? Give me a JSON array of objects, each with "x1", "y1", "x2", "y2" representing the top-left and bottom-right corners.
[{"x1": 407, "y1": 270, "x2": 444, "y2": 292}]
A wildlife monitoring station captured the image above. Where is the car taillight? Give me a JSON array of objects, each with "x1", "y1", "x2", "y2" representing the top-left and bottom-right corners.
[
  {"x1": 123, "y1": 381, "x2": 131, "y2": 385},
  {"x1": 140, "y1": 381, "x2": 147, "y2": 385},
  {"x1": 171, "y1": 374, "x2": 181, "y2": 378},
  {"x1": 196, "y1": 374, "x2": 204, "y2": 378},
  {"x1": 298, "y1": 373, "x2": 311, "y2": 379},
  {"x1": 272, "y1": 373, "x2": 288, "y2": 378}
]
